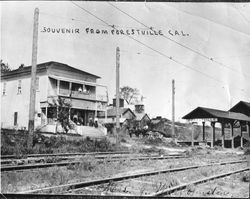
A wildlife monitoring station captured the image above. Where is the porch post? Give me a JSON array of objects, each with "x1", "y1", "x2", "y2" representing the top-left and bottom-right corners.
[
  {"x1": 202, "y1": 121, "x2": 205, "y2": 142},
  {"x1": 95, "y1": 87, "x2": 97, "y2": 119},
  {"x1": 230, "y1": 122, "x2": 234, "y2": 149},
  {"x1": 57, "y1": 79, "x2": 60, "y2": 95},
  {"x1": 211, "y1": 122, "x2": 215, "y2": 148},
  {"x1": 45, "y1": 106, "x2": 48, "y2": 124},
  {"x1": 221, "y1": 122, "x2": 225, "y2": 148},
  {"x1": 191, "y1": 123, "x2": 194, "y2": 147},
  {"x1": 247, "y1": 122, "x2": 250, "y2": 138},
  {"x1": 69, "y1": 82, "x2": 72, "y2": 120},
  {"x1": 69, "y1": 82, "x2": 72, "y2": 96},
  {"x1": 240, "y1": 122, "x2": 243, "y2": 148}
]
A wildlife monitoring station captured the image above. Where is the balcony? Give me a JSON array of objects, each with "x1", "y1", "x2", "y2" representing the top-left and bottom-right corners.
[
  {"x1": 71, "y1": 90, "x2": 96, "y2": 101},
  {"x1": 58, "y1": 88, "x2": 107, "y2": 102},
  {"x1": 59, "y1": 88, "x2": 70, "y2": 96}
]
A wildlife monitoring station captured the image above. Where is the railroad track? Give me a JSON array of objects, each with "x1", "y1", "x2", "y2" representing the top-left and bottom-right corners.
[
  {"x1": 0, "y1": 151, "x2": 132, "y2": 159},
  {"x1": 2, "y1": 193, "x2": 244, "y2": 199},
  {"x1": 2, "y1": 193, "x2": 242, "y2": 199},
  {"x1": 2, "y1": 151, "x2": 184, "y2": 159},
  {"x1": 0, "y1": 152, "x2": 185, "y2": 165},
  {"x1": 17, "y1": 159, "x2": 248, "y2": 194},
  {"x1": 1, "y1": 154, "x2": 187, "y2": 172},
  {"x1": 149, "y1": 167, "x2": 250, "y2": 197}
]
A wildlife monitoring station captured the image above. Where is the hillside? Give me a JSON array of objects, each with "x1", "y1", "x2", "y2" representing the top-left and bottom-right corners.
[{"x1": 151, "y1": 119, "x2": 247, "y2": 141}]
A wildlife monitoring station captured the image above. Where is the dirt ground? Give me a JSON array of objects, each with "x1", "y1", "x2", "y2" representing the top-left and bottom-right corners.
[
  {"x1": 73, "y1": 162, "x2": 248, "y2": 196},
  {"x1": 1, "y1": 136, "x2": 249, "y2": 196},
  {"x1": 172, "y1": 171, "x2": 250, "y2": 198}
]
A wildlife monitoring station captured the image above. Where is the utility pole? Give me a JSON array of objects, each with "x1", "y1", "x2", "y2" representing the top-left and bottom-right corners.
[
  {"x1": 172, "y1": 79, "x2": 175, "y2": 139},
  {"x1": 27, "y1": 8, "x2": 39, "y2": 150},
  {"x1": 115, "y1": 47, "x2": 120, "y2": 144}
]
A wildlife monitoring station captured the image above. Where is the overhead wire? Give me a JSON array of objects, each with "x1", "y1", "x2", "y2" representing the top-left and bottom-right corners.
[
  {"x1": 69, "y1": 1, "x2": 250, "y2": 96},
  {"x1": 40, "y1": 11, "x2": 109, "y2": 27},
  {"x1": 40, "y1": 11, "x2": 149, "y2": 30},
  {"x1": 41, "y1": 9, "x2": 250, "y2": 61},
  {"x1": 70, "y1": 1, "x2": 250, "y2": 92},
  {"x1": 107, "y1": 2, "x2": 250, "y2": 79},
  {"x1": 70, "y1": 1, "x2": 226, "y2": 84},
  {"x1": 169, "y1": 4, "x2": 250, "y2": 37}
]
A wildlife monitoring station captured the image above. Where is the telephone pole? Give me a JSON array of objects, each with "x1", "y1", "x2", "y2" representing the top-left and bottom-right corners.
[
  {"x1": 115, "y1": 47, "x2": 120, "y2": 143},
  {"x1": 27, "y1": 8, "x2": 39, "y2": 149},
  {"x1": 172, "y1": 79, "x2": 175, "y2": 139}
]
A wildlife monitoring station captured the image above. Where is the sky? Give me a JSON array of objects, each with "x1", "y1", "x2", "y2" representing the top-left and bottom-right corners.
[{"x1": 1, "y1": 1, "x2": 250, "y2": 121}]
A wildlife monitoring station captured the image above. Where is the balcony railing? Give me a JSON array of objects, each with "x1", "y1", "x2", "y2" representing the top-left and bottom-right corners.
[
  {"x1": 58, "y1": 89, "x2": 107, "y2": 102},
  {"x1": 59, "y1": 88, "x2": 70, "y2": 96},
  {"x1": 71, "y1": 90, "x2": 96, "y2": 100}
]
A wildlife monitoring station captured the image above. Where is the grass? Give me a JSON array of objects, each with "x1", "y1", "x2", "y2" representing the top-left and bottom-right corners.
[
  {"x1": 2, "y1": 152, "x2": 246, "y2": 194},
  {"x1": 1, "y1": 129, "x2": 127, "y2": 156},
  {"x1": 241, "y1": 172, "x2": 250, "y2": 182},
  {"x1": 243, "y1": 141, "x2": 250, "y2": 155},
  {"x1": 177, "y1": 171, "x2": 250, "y2": 198},
  {"x1": 152, "y1": 175, "x2": 180, "y2": 193},
  {"x1": 2, "y1": 128, "x2": 249, "y2": 196}
]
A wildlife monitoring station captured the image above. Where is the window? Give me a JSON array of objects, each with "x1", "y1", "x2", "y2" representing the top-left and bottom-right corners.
[
  {"x1": 17, "y1": 80, "x2": 22, "y2": 94},
  {"x1": 2, "y1": 82, "x2": 6, "y2": 95}
]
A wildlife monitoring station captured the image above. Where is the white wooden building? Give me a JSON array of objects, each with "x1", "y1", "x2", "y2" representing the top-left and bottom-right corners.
[{"x1": 1, "y1": 61, "x2": 108, "y2": 132}]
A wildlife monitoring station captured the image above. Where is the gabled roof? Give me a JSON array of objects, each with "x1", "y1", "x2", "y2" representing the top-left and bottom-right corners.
[
  {"x1": 182, "y1": 107, "x2": 250, "y2": 122},
  {"x1": 1, "y1": 61, "x2": 100, "y2": 80},
  {"x1": 229, "y1": 101, "x2": 250, "y2": 116},
  {"x1": 134, "y1": 113, "x2": 150, "y2": 121},
  {"x1": 98, "y1": 107, "x2": 135, "y2": 118}
]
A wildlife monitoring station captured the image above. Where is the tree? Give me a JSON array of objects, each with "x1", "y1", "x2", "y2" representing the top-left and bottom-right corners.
[
  {"x1": 57, "y1": 97, "x2": 72, "y2": 133},
  {"x1": 1, "y1": 60, "x2": 11, "y2": 73},
  {"x1": 49, "y1": 97, "x2": 72, "y2": 133},
  {"x1": 120, "y1": 86, "x2": 140, "y2": 105}
]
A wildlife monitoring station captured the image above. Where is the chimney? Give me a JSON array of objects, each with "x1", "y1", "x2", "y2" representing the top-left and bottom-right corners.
[
  {"x1": 134, "y1": 104, "x2": 145, "y2": 114},
  {"x1": 113, "y1": 98, "x2": 124, "y2": 107}
]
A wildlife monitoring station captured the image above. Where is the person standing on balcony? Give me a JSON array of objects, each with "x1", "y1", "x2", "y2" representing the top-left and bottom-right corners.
[
  {"x1": 94, "y1": 118, "x2": 98, "y2": 128},
  {"x1": 89, "y1": 118, "x2": 94, "y2": 127},
  {"x1": 78, "y1": 87, "x2": 82, "y2": 93},
  {"x1": 73, "y1": 114, "x2": 78, "y2": 124},
  {"x1": 79, "y1": 116, "x2": 83, "y2": 126}
]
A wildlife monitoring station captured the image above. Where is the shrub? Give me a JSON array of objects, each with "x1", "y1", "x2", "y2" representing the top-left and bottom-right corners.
[
  {"x1": 1, "y1": 129, "x2": 126, "y2": 155},
  {"x1": 241, "y1": 173, "x2": 250, "y2": 182},
  {"x1": 120, "y1": 138, "x2": 127, "y2": 143},
  {"x1": 243, "y1": 141, "x2": 250, "y2": 155}
]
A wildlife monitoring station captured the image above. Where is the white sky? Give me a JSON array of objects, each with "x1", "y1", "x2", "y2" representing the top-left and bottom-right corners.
[{"x1": 1, "y1": 1, "x2": 250, "y2": 121}]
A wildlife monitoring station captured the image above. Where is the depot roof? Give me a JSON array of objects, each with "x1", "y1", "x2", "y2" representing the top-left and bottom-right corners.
[
  {"x1": 182, "y1": 106, "x2": 250, "y2": 122},
  {"x1": 229, "y1": 101, "x2": 250, "y2": 117}
]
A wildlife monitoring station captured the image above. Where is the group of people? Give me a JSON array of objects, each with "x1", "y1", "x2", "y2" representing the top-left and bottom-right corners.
[
  {"x1": 72, "y1": 114, "x2": 98, "y2": 128},
  {"x1": 88, "y1": 118, "x2": 99, "y2": 128}
]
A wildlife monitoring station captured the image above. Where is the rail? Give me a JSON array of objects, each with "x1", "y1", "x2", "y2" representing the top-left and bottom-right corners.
[
  {"x1": 2, "y1": 193, "x2": 243, "y2": 199},
  {"x1": 1, "y1": 151, "x2": 132, "y2": 159},
  {"x1": 1, "y1": 155, "x2": 187, "y2": 172},
  {"x1": 1, "y1": 153, "x2": 185, "y2": 165},
  {"x1": 149, "y1": 167, "x2": 250, "y2": 196},
  {"x1": 18, "y1": 160, "x2": 248, "y2": 194}
]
